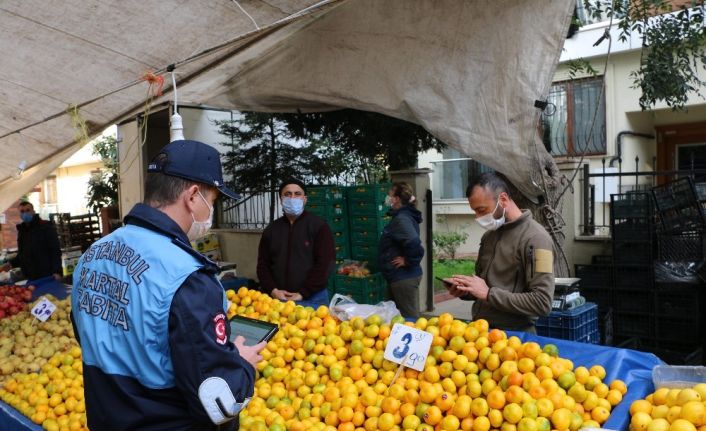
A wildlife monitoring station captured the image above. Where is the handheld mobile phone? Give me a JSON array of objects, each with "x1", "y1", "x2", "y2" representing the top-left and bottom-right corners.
[{"x1": 435, "y1": 276, "x2": 453, "y2": 286}]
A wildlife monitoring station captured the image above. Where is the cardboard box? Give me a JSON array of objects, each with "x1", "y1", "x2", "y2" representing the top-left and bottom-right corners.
[
  {"x1": 61, "y1": 249, "x2": 82, "y2": 276},
  {"x1": 191, "y1": 233, "x2": 220, "y2": 253}
]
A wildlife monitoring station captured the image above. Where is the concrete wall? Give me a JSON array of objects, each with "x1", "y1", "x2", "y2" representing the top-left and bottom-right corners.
[{"x1": 213, "y1": 228, "x2": 263, "y2": 279}]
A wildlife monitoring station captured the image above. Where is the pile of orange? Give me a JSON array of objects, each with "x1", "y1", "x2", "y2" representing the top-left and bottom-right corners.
[
  {"x1": 0, "y1": 346, "x2": 88, "y2": 431},
  {"x1": 629, "y1": 384, "x2": 706, "y2": 431},
  {"x1": 228, "y1": 287, "x2": 628, "y2": 431}
]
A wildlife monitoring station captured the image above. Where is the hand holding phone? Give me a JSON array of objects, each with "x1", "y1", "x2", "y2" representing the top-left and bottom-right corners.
[{"x1": 435, "y1": 276, "x2": 453, "y2": 286}]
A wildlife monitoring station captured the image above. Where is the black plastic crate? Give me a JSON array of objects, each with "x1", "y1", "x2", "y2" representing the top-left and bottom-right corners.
[
  {"x1": 658, "y1": 230, "x2": 706, "y2": 262},
  {"x1": 654, "y1": 283, "x2": 700, "y2": 316},
  {"x1": 581, "y1": 286, "x2": 613, "y2": 309},
  {"x1": 650, "y1": 346, "x2": 703, "y2": 365},
  {"x1": 614, "y1": 312, "x2": 654, "y2": 338},
  {"x1": 614, "y1": 289, "x2": 653, "y2": 314},
  {"x1": 592, "y1": 255, "x2": 614, "y2": 265},
  {"x1": 652, "y1": 177, "x2": 706, "y2": 232},
  {"x1": 613, "y1": 265, "x2": 654, "y2": 290},
  {"x1": 599, "y1": 308, "x2": 614, "y2": 346},
  {"x1": 611, "y1": 192, "x2": 653, "y2": 219},
  {"x1": 612, "y1": 241, "x2": 654, "y2": 264},
  {"x1": 611, "y1": 220, "x2": 654, "y2": 243},
  {"x1": 655, "y1": 316, "x2": 701, "y2": 343},
  {"x1": 575, "y1": 264, "x2": 613, "y2": 288}
]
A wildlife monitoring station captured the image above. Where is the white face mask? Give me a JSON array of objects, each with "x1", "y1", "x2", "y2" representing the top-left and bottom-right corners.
[
  {"x1": 475, "y1": 199, "x2": 506, "y2": 231},
  {"x1": 187, "y1": 190, "x2": 213, "y2": 241}
]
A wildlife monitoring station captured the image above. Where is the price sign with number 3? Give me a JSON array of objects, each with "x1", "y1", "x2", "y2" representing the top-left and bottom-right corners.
[
  {"x1": 383, "y1": 323, "x2": 433, "y2": 372},
  {"x1": 31, "y1": 297, "x2": 56, "y2": 322}
]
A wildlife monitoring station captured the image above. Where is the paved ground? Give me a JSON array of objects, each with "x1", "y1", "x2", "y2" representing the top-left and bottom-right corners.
[{"x1": 421, "y1": 297, "x2": 474, "y2": 321}]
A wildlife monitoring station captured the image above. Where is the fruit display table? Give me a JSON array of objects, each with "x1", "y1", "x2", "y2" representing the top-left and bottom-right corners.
[
  {"x1": 0, "y1": 330, "x2": 662, "y2": 431},
  {"x1": 0, "y1": 399, "x2": 41, "y2": 430},
  {"x1": 506, "y1": 331, "x2": 664, "y2": 431}
]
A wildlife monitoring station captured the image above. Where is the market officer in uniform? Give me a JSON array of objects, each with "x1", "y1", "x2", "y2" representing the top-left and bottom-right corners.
[
  {"x1": 443, "y1": 172, "x2": 555, "y2": 333},
  {"x1": 71, "y1": 140, "x2": 264, "y2": 431}
]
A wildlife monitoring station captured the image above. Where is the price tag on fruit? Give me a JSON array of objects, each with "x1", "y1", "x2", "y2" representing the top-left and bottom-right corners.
[
  {"x1": 384, "y1": 323, "x2": 433, "y2": 371},
  {"x1": 31, "y1": 297, "x2": 56, "y2": 322}
]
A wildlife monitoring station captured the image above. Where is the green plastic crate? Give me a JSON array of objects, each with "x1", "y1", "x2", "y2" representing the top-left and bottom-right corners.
[
  {"x1": 333, "y1": 231, "x2": 349, "y2": 247},
  {"x1": 333, "y1": 273, "x2": 386, "y2": 304},
  {"x1": 350, "y1": 244, "x2": 379, "y2": 269},
  {"x1": 349, "y1": 215, "x2": 390, "y2": 233},
  {"x1": 326, "y1": 215, "x2": 348, "y2": 231},
  {"x1": 347, "y1": 183, "x2": 390, "y2": 201},
  {"x1": 335, "y1": 243, "x2": 350, "y2": 259},
  {"x1": 350, "y1": 230, "x2": 382, "y2": 247},
  {"x1": 348, "y1": 198, "x2": 387, "y2": 216},
  {"x1": 307, "y1": 202, "x2": 347, "y2": 218},
  {"x1": 307, "y1": 186, "x2": 347, "y2": 203}
]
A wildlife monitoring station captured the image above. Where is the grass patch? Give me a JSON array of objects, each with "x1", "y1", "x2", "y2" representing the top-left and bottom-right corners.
[{"x1": 432, "y1": 259, "x2": 476, "y2": 293}]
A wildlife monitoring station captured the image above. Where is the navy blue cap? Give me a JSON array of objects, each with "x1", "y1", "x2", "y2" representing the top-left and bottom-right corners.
[{"x1": 147, "y1": 140, "x2": 240, "y2": 200}]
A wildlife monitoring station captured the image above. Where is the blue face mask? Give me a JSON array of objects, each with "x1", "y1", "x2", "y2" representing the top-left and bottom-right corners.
[
  {"x1": 20, "y1": 213, "x2": 33, "y2": 223},
  {"x1": 282, "y1": 197, "x2": 305, "y2": 217}
]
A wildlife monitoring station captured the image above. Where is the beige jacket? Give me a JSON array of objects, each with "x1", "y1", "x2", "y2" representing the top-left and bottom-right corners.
[{"x1": 470, "y1": 210, "x2": 555, "y2": 331}]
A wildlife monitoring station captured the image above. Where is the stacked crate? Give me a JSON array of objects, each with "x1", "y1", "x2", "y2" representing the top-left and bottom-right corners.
[
  {"x1": 306, "y1": 186, "x2": 349, "y2": 295},
  {"x1": 610, "y1": 192, "x2": 656, "y2": 345},
  {"x1": 347, "y1": 184, "x2": 391, "y2": 270},
  {"x1": 536, "y1": 302, "x2": 600, "y2": 344},
  {"x1": 651, "y1": 178, "x2": 705, "y2": 363},
  {"x1": 575, "y1": 255, "x2": 613, "y2": 344}
]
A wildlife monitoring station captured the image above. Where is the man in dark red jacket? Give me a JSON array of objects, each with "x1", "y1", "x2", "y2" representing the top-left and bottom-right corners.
[
  {"x1": 257, "y1": 178, "x2": 335, "y2": 308},
  {"x1": 1, "y1": 201, "x2": 62, "y2": 281}
]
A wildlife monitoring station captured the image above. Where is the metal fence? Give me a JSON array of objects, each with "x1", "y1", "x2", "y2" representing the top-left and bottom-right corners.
[
  {"x1": 217, "y1": 191, "x2": 281, "y2": 230},
  {"x1": 580, "y1": 156, "x2": 706, "y2": 235},
  {"x1": 218, "y1": 175, "x2": 363, "y2": 230}
]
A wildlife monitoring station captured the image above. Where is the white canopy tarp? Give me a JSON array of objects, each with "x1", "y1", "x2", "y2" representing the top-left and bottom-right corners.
[{"x1": 0, "y1": 0, "x2": 573, "y2": 211}]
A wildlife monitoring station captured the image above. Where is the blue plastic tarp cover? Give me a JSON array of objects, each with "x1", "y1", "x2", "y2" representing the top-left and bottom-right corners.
[
  {"x1": 508, "y1": 331, "x2": 664, "y2": 431},
  {"x1": 0, "y1": 399, "x2": 42, "y2": 431},
  {"x1": 27, "y1": 276, "x2": 69, "y2": 300}
]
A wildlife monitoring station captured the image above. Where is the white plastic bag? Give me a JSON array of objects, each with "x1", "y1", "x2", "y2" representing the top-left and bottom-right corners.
[{"x1": 329, "y1": 294, "x2": 401, "y2": 323}]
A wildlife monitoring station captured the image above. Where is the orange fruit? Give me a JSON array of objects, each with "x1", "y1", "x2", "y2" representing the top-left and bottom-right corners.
[
  {"x1": 473, "y1": 415, "x2": 491, "y2": 431},
  {"x1": 487, "y1": 389, "x2": 506, "y2": 410},
  {"x1": 424, "y1": 405, "x2": 443, "y2": 425}
]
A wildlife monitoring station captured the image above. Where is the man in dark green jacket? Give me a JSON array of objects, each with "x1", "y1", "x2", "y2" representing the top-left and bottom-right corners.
[{"x1": 445, "y1": 173, "x2": 555, "y2": 332}]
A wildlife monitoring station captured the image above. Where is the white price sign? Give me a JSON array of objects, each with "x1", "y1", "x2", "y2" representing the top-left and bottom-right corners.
[
  {"x1": 31, "y1": 297, "x2": 56, "y2": 322},
  {"x1": 384, "y1": 323, "x2": 433, "y2": 371}
]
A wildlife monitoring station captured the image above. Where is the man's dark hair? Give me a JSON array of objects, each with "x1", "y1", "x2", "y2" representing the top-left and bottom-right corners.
[
  {"x1": 18, "y1": 201, "x2": 34, "y2": 210},
  {"x1": 144, "y1": 173, "x2": 198, "y2": 208},
  {"x1": 279, "y1": 177, "x2": 307, "y2": 196},
  {"x1": 466, "y1": 172, "x2": 512, "y2": 200}
]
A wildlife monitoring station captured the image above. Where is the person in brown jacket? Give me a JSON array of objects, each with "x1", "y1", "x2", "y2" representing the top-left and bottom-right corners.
[{"x1": 444, "y1": 173, "x2": 555, "y2": 332}]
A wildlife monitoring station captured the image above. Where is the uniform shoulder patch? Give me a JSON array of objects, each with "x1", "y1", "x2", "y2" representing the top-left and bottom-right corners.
[
  {"x1": 535, "y1": 249, "x2": 553, "y2": 274},
  {"x1": 213, "y1": 313, "x2": 227, "y2": 345}
]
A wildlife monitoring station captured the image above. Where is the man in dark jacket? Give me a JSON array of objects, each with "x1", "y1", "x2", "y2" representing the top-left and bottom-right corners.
[
  {"x1": 71, "y1": 140, "x2": 263, "y2": 431},
  {"x1": 257, "y1": 178, "x2": 335, "y2": 308},
  {"x1": 0, "y1": 202, "x2": 62, "y2": 281}
]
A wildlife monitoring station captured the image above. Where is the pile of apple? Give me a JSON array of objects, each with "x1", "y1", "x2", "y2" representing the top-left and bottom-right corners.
[
  {"x1": 337, "y1": 262, "x2": 371, "y2": 278},
  {"x1": 227, "y1": 287, "x2": 628, "y2": 431},
  {"x1": 0, "y1": 284, "x2": 34, "y2": 319}
]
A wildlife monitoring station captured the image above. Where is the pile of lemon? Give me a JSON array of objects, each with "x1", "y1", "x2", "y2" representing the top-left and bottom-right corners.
[
  {"x1": 629, "y1": 384, "x2": 706, "y2": 431},
  {"x1": 228, "y1": 287, "x2": 628, "y2": 431},
  {"x1": 0, "y1": 346, "x2": 87, "y2": 431}
]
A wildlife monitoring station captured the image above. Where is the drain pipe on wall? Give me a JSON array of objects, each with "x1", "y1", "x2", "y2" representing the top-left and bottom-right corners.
[{"x1": 608, "y1": 131, "x2": 655, "y2": 167}]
